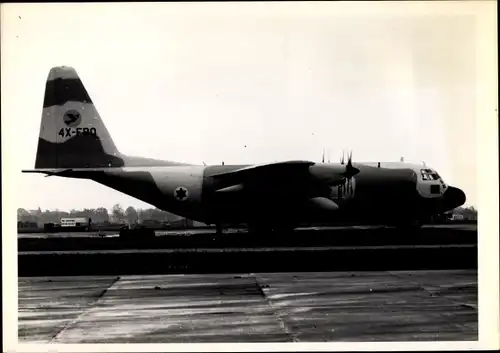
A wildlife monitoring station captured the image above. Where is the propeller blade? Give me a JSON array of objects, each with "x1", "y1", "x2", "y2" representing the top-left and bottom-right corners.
[
  {"x1": 326, "y1": 149, "x2": 360, "y2": 188},
  {"x1": 344, "y1": 150, "x2": 359, "y2": 178}
]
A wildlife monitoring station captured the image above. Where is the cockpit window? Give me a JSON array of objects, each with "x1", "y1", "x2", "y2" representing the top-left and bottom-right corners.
[{"x1": 420, "y1": 169, "x2": 440, "y2": 181}]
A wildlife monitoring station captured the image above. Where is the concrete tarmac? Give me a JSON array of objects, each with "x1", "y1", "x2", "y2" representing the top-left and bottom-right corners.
[
  {"x1": 18, "y1": 243, "x2": 476, "y2": 256},
  {"x1": 19, "y1": 270, "x2": 477, "y2": 343}
]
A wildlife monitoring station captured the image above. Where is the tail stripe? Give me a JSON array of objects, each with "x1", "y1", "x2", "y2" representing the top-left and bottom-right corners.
[{"x1": 43, "y1": 78, "x2": 92, "y2": 107}]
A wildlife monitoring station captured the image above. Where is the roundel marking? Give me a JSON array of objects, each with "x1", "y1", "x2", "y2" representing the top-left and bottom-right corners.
[
  {"x1": 174, "y1": 187, "x2": 189, "y2": 201},
  {"x1": 63, "y1": 110, "x2": 82, "y2": 127}
]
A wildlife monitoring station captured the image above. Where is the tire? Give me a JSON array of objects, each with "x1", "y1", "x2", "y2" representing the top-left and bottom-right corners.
[{"x1": 395, "y1": 219, "x2": 422, "y2": 233}]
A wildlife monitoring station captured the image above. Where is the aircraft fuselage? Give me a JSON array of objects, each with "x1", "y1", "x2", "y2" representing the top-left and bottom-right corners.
[{"x1": 63, "y1": 161, "x2": 465, "y2": 229}]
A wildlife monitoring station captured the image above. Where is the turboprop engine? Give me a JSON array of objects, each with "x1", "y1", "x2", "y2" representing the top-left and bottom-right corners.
[{"x1": 308, "y1": 196, "x2": 340, "y2": 212}]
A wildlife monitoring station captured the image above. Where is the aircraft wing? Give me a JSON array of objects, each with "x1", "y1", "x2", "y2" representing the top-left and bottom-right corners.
[
  {"x1": 210, "y1": 160, "x2": 315, "y2": 182},
  {"x1": 210, "y1": 160, "x2": 344, "y2": 213},
  {"x1": 209, "y1": 160, "x2": 321, "y2": 197},
  {"x1": 209, "y1": 159, "x2": 359, "y2": 205}
]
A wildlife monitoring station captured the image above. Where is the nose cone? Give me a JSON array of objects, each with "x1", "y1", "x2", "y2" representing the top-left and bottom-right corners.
[{"x1": 443, "y1": 186, "x2": 466, "y2": 211}]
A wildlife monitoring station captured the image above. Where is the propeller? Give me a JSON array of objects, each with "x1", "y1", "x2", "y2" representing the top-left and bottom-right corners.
[
  {"x1": 324, "y1": 149, "x2": 359, "y2": 183},
  {"x1": 345, "y1": 150, "x2": 357, "y2": 176},
  {"x1": 322, "y1": 148, "x2": 331, "y2": 163},
  {"x1": 336, "y1": 150, "x2": 360, "y2": 199}
]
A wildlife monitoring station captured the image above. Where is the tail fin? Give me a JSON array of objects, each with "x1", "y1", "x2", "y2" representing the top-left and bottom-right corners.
[{"x1": 34, "y1": 66, "x2": 125, "y2": 169}]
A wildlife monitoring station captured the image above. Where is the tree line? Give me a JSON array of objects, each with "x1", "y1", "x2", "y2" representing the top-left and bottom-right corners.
[
  {"x1": 453, "y1": 205, "x2": 478, "y2": 220},
  {"x1": 17, "y1": 204, "x2": 478, "y2": 227},
  {"x1": 17, "y1": 204, "x2": 183, "y2": 226}
]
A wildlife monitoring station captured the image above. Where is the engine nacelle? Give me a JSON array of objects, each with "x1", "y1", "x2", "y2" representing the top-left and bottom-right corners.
[{"x1": 308, "y1": 197, "x2": 340, "y2": 212}]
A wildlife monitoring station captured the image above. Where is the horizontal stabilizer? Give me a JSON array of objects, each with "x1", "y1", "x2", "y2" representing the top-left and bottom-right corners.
[
  {"x1": 23, "y1": 168, "x2": 67, "y2": 174},
  {"x1": 44, "y1": 169, "x2": 74, "y2": 177},
  {"x1": 21, "y1": 168, "x2": 107, "y2": 178},
  {"x1": 22, "y1": 168, "x2": 74, "y2": 177}
]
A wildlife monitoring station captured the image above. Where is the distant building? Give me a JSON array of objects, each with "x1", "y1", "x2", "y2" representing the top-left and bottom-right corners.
[
  {"x1": 61, "y1": 217, "x2": 88, "y2": 228},
  {"x1": 451, "y1": 214, "x2": 464, "y2": 221},
  {"x1": 17, "y1": 221, "x2": 38, "y2": 229}
]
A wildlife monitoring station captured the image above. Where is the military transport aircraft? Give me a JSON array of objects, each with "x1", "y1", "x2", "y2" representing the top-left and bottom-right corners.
[{"x1": 23, "y1": 66, "x2": 466, "y2": 234}]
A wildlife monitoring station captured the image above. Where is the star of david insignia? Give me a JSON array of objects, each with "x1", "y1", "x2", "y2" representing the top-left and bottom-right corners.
[{"x1": 174, "y1": 187, "x2": 188, "y2": 201}]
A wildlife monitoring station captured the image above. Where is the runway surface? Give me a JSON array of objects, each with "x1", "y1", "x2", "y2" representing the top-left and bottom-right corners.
[
  {"x1": 18, "y1": 270, "x2": 477, "y2": 343},
  {"x1": 18, "y1": 244, "x2": 475, "y2": 256},
  {"x1": 17, "y1": 223, "x2": 477, "y2": 239}
]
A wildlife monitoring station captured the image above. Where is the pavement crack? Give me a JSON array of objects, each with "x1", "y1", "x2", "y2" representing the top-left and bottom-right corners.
[
  {"x1": 49, "y1": 276, "x2": 121, "y2": 343},
  {"x1": 387, "y1": 271, "x2": 436, "y2": 297},
  {"x1": 252, "y1": 275, "x2": 299, "y2": 343},
  {"x1": 386, "y1": 271, "x2": 477, "y2": 312}
]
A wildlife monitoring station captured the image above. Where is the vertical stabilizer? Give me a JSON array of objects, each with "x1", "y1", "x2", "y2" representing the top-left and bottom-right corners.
[{"x1": 34, "y1": 66, "x2": 124, "y2": 169}]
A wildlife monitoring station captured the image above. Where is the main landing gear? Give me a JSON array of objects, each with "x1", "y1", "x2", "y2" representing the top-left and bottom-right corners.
[{"x1": 394, "y1": 218, "x2": 423, "y2": 232}]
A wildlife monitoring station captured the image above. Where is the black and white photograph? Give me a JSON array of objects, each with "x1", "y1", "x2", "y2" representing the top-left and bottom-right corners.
[{"x1": 2, "y1": 1, "x2": 498, "y2": 351}]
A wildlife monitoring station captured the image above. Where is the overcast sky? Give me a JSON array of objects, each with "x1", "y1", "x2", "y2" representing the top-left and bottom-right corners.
[{"x1": 2, "y1": 2, "x2": 493, "y2": 211}]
